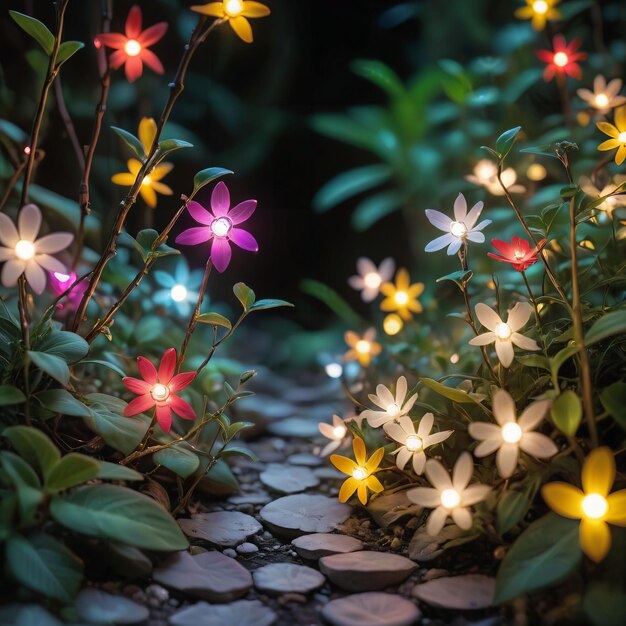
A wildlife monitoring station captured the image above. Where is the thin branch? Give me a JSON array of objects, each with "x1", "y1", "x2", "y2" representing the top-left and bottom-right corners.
[{"x1": 54, "y1": 75, "x2": 85, "y2": 172}]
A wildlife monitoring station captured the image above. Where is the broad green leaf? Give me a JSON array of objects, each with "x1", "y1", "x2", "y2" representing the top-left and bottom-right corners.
[
  {"x1": 421, "y1": 378, "x2": 477, "y2": 404},
  {"x1": 193, "y1": 167, "x2": 233, "y2": 191},
  {"x1": 584, "y1": 583, "x2": 626, "y2": 626},
  {"x1": 585, "y1": 310, "x2": 626, "y2": 346},
  {"x1": 352, "y1": 190, "x2": 403, "y2": 231},
  {"x1": 158, "y1": 138, "x2": 193, "y2": 155},
  {"x1": 153, "y1": 446, "x2": 200, "y2": 478},
  {"x1": 495, "y1": 513, "x2": 581, "y2": 603},
  {"x1": 37, "y1": 389, "x2": 93, "y2": 417},
  {"x1": 50, "y1": 484, "x2": 188, "y2": 551},
  {"x1": 517, "y1": 355, "x2": 550, "y2": 371},
  {"x1": 9, "y1": 11, "x2": 54, "y2": 55},
  {"x1": 248, "y1": 298, "x2": 294, "y2": 312},
  {"x1": 495, "y1": 126, "x2": 521, "y2": 161},
  {"x1": 56, "y1": 40, "x2": 84, "y2": 66},
  {"x1": 311, "y1": 114, "x2": 378, "y2": 152},
  {"x1": 111, "y1": 126, "x2": 145, "y2": 159},
  {"x1": 27, "y1": 351, "x2": 70, "y2": 385},
  {"x1": 80, "y1": 359, "x2": 127, "y2": 377},
  {"x1": 300, "y1": 279, "x2": 362, "y2": 326},
  {"x1": 219, "y1": 444, "x2": 258, "y2": 462},
  {"x1": 497, "y1": 490, "x2": 531, "y2": 536},
  {"x1": 351, "y1": 59, "x2": 405, "y2": 98},
  {"x1": 0, "y1": 385, "x2": 26, "y2": 406},
  {"x1": 0, "y1": 451, "x2": 42, "y2": 523},
  {"x1": 35, "y1": 329, "x2": 89, "y2": 363},
  {"x1": 45, "y1": 453, "x2": 100, "y2": 494},
  {"x1": 436, "y1": 270, "x2": 473, "y2": 291},
  {"x1": 196, "y1": 312, "x2": 232, "y2": 330},
  {"x1": 233, "y1": 282, "x2": 255, "y2": 310},
  {"x1": 3, "y1": 426, "x2": 60, "y2": 481},
  {"x1": 124, "y1": 228, "x2": 179, "y2": 261},
  {"x1": 551, "y1": 390, "x2": 582, "y2": 436},
  {"x1": 6, "y1": 534, "x2": 83, "y2": 603},
  {"x1": 199, "y1": 458, "x2": 239, "y2": 496},
  {"x1": 600, "y1": 382, "x2": 626, "y2": 430},
  {"x1": 97, "y1": 461, "x2": 144, "y2": 482}
]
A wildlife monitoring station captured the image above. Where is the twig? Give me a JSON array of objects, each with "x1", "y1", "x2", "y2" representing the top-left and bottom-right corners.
[
  {"x1": 54, "y1": 75, "x2": 85, "y2": 172},
  {"x1": 0, "y1": 159, "x2": 27, "y2": 211}
]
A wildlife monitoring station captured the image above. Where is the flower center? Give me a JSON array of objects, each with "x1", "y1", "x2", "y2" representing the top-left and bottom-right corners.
[
  {"x1": 394, "y1": 291, "x2": 409, "y2": 305},
  {"x1": 582, "y1": 493, "x2": 608, "y2": 520},
  {"x1": 595, "y1": 93, "x2": 609, "y2": 107},
  {"x1": 533, "y1": 0, "x2": 548, "y2": 13},
  {"x1": 142, "y1": 175, "x2": 152, "y2": 187},
  {"x1": 363, "y1": 272, "x2": 382, "y2": 289},
  {"x1": 15, "y1": 239, "x2": 35, "y2": 260},
  {"x1": 386, "y1": 402, "x2": 401, "y2": 418},
  {"x1": 495, "y1": 322, "x2": 512, "y2": 340},
  {"x1": 476, "y1": 161, "x2": 496, "y2": 180},
  {"x1": 405, "y1": 435, "x2": 423, "y2": 451},
  {"x1": 502, "y1": 422, "x2": 522, "y2": 444},
  {"x1": 151, "y1": 384, "x2": 170, "y2": 402},
  {"x1": 325, "y1": 363, "x2": 343, "y2": 378},
  {"x1": 53, "y1": 272, "x2": 71, "y2": 283},
  {"x1": 355, "y1": 340, "x2": 371, "y2": 355},
  {"x1": 211, "y1": 217, "x2": 232, "y2": 238},
  {"x1": 352, "y1": 467, "x2": 367, "y2": 480},
  {"x1": 170, "y1": 284, "x2": 188, "y2": 302},
  {"x1": 441, "y1": 488, "x2": 461, "y2": 509},
  {"x1": 333, "y1": 425, "x2": 347, "y2": 439},
  {"x1": 450, "y1": 221, "x2": 467, "y2": 238},
  {"x1": 618, "y1": 131, "x2": 626, "y2": 143},
  {"x1": 225, "y1": 0, "x2": 244, "y2": 16},
  {"x1": 553, "y1": 52, "x2": 569, "y2": 68},
  {"x1": 124, "y1": 39, "x2": 142, "y2": 57},
  {"x1": 514, "y1": 250, "x2": 525, "y2": 260}
]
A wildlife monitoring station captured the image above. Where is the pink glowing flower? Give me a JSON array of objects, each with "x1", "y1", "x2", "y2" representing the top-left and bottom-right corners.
[
  {"x1": 175, "y1": 182, "x2": 258, "y2": 273},
  {"x1": 48, "y1": 271, "x2": 88, "y2": 311},
  {"x1": 123, "y1": 348, "x2": 196, "y2": 433},
  {"x1": 536, "y1": 35, "x2": 586, "y2": 82},
  {"x1": 488, "y1": 236, "x2": 547, "y2": 272},
  {"x1": 96, "y1": 5, "x2": 167, "y2": 83}
]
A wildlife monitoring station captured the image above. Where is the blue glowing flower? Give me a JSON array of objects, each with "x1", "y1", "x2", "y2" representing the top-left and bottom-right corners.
[{"x1": 153, "y1": 259, "x2": 204, "y2": 316}]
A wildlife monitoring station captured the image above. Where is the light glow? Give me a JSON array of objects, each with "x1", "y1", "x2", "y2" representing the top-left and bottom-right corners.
[
  {"x1": 170, "y1": 284, "x2": 188, "y2": 302},
  {"x1": 618, "y1": 132, "x2": 626, "y2": 143},
  {"x1": 333, "y1": 425, "x2": 347, "y2": 439},
  {"x1": 553, "y1": 52, "x2": 569, "y2": 67},
  {"x1": 450, "y1": 221, "x2": 467, "y2": 238},
  {"x1": 15, "y1": 240, "x2": 35, "y2": 260},
  {"x1": 405, "y1": 435, "x2": 423, "y2": 451},
  {"x1": 514, "y1": 250, "x2": 525, "y2": 260},
  {"x1": 124, "y1": 39, "x2": 142, "y2": 57},
  {"x1": 211, "y1": 217, "x2": 232, "y2": 238},
  {"x1": 595, "y1": 93, "x2": 609, "y2": 108},
  {"x1": 142, "y1": 175, "x2": 152, "y2": 186},
  {"x1": 352, "y1": 467, "x2": 367, "y2": 480},
  {"x1": 495, "y1": 322, "x2": 512, "y2": 340},
  {"x1": 325, "y1": 363, "x2": 343, "y2": 378},
  {"x1": 151, "y1": 383, "x2": 170, "y2": 402},
  {"x1": 582, "y1": 493, "x2": 608, "y2": 520},
  {"x1": 384, "y1": 314, "x2": 403, "y2": 336},
  {"x1": 394, "y1": 291, "x2": 409, "y2": 305},
  {"x1": 450, "y1": 353, "x2": 460, "y2": 364},
  {"x1": 533, "y1": 0, "x2": 548, "y2": 13},
  {"x1": 441, "y1": 488, "x2": 461, "y2": 509},
  {"x1": 53, "y1": 272, "x2": 71, "y2": 283},
  {"x1": 501, "y1": 422, "x2": 523, "y2": 444},
  {"x1": 225, "y1": 0, "x2": 244, "y2": 16},
  {"x1": 527, "y1": 163, "x2": 547, "y2": 181},
  {"x1": 355, "y1": 340, "x2": 371, "y2": 354},
  {"x1": 386, "y1": 402, "x2": 400, "y2": 418},
  {"x1": 363, "y1": 272, "x2": 382, "y2": 289}
]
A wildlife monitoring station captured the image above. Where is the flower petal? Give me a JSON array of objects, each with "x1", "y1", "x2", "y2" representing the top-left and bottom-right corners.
[
  {"x1": 425, "y1": 458, "x2": 452, "y2": 491},
  {"x1": 464, "y1": 201, "x2": 484, "y2": 229},
  {"x1": 123, "y1": 377, "x2": 152, "y2": 394},
  {"x1": 474, "y1": 437, "x2": 502, "y2": 457},
  {"x1": 124, "y1": 56, "x2": 143, "y2": 83},
  {"x1": 96, "y1": 33, "x2": 127, "y2": 49},
  {"x1": 169, "y1": 371, "x2": 195, "y2": 392},
  {"x1": 158, "y1": 348, "x2": 177, "y2": 383},
  {"x1": 1, "y1": 259, "x2": 24, "y2": 287},
  {"x1": 495, "y1": 340, "x2": 515, "y2": 368},
  {"x1": 511, "y1": 332, "x2": 540, "y2": 351},
  {"x1": 407, "y1": 487, "x2": 440, "y2": 507},
  {"x1": 493, "y1": 389, "x2": 516, "y2": 425},
  {"x1": 176, "y1": 227, "x2": 212, "y2": 246},
  {"x1": 426, "y1": 506, "x2": 449, "y2": 536},
  {"x1": 542, "y1": 482, "x2": 584, "y2": 519},
  {"x1": 338, "y1": 477, "x2": 359, "y2": 503},
  {"x1": 395, "y1": 375, "x2": 408, "y2": 406},
  {"x1": 606, "y1": 490, "x2": 626, "y2": 526},
  {"x1": 468, "y1": 421, "x2": 501, "y2": 443},
  {"x1": 425, "y1": 209, "x2": 453, "y2": 231},
  {"x1": 474, "y1": 303, "x2": 501, "y2": 331},
  {"x1": 229, "y1": 16, "x2": 253, "y2": 43},
  {"x1": 124, "y1": 394, "x2": 154, "y2": 416},
  {"x1": 34, "y1": 233, "x2": 73, "y2": 254},
  {"x1": 518, "y1": 399, "x2": 551, "y2": 431},
  {"x1": 140, "y1": 48, "x2": 164, "y2": 75},
  {"x1": 170, "y1": 395, "x2": 196, "y2": 421},
  {"x1": 365, "y1": 447, "x2": 384, "y2": 473},
  {"x1": 137, "y1": 356, "x2": 157, "y2": 384},
  {"x1": 0, "y1": 213, "x2": 19, "y2": 247},
  {"x1": 229, "y1": 228, "x2": 258, "y2": 251},
  {"x1": 469, "y1": 332, "x2": 496, "y2": 346},
  {"x1": 33, "y1": 254, "x2": 65, "y2": 273},
  {"x1": 331, "y1": 454, "x2": 358, "y2": 476},
  {"x1": 519, "y1": 432, "x2": 557, "y2": 459},
  {"x1": 187, "y1": 201, "x2": 213, "y2": 225},
  {"x1": 18, "y1": 204, "x2": 41, "y2": 241},
  {"x1": 453, "y1": 452, "x2": 474, "y2": 491},
  {"x1": 138, "y1": 22, "x2": 168, "y2": 47},
  {"x1": 228, "y1": 199, "x2": 257, "y2": 224},
  {"x1": 496, "y1": 442, "x2": 519, "y2": 478},
  {"x1": 425, "y1": 233, "x2": 454, "y2": 252},
  {"x1": 191, "y1": 3, "x2": 225, "y2": 17},
  {"x1": 211, "y1": 181, "x2": 230, "y2": 216},
  {"x1": 452, "y1": 507, "x2": 473, "y2": 530},
  {"x1": 461, "y1": 484, "x2": 490, "y2": 506},
  {"x1": 242, "y1": 1, "x2": 271, "y2": 17},
  {"x1": 125, "y1": 5, "x2": 142, "y2": 39},
  {"x1": 211, "y1": 238, "x2": 232, "y2": 272},
  {"x1": 453, "y1": 193, "x2": 467, "y2": 221},
  {"x1": 507, "y1": 301, "x2": 533, "y2": 331},
  {"x1": 582, "y1": 447, "x2": 615, "y2": 497},
  {"x1": 24, "y1": 261, "x2": 46, "y2": 294},
  {"x1": 155, "y1": 405, "x2": 172, "y2": 433},
  {"x1": 580, "y1": 519, "x2": 611, "y2": 563},
  {"x1": 353, "y1": 436, "x2": 366, "y2": 466}
]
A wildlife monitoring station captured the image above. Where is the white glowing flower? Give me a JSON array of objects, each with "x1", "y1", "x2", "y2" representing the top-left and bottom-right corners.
[
  {"x1": 0, "y1": 204, "x2": 73, "y2": 294},
  {"x1": 385, "y1": 413, "x2": 453, "y2": 475},
  {"x1": 348, "y1": 257, "x2": 395, "y2": 302},
  {"x1": 468, "y1": 389, "x2": 556, "y2": 478},
  {"x1": 577, "y1": 76, "x2": 626, "y2": 114},
  {"x1": 425, "y1": 193, "x2": 491, "y2": 255},
  {"x1": 579, "y1": 175, "x2": 626, "y2": 219},
  {"x1": 407, "y1": 452, "x2": 490, "y2": 536},
  {"x1": 465, "y1": 160, "x2": 525, "y2": 196},
  {"x1": 469, "y1": 302, "x2": 540, "y2": 368},
  {"x1": 360, "y1": 376, "x2": 418, "y2": 429},
  {"x1": 318, "y1": 414, "x2": 359, "y2": 457}
]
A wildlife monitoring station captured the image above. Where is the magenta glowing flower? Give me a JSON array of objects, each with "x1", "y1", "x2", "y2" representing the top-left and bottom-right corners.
[
  {"x1": 48, "y1": 271, "x2": 88, "y2": 311},
  {"x1": 123, "y1": 348, "x2": 196, "y2": 433},
  {"x1": 175, "y1": 182, "x2": 258, "y2": 273}
]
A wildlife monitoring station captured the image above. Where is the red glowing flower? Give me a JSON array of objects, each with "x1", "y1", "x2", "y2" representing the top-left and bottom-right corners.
[
  {"x1": 96, "y1": 5, "x2": 167, "y2": 83},
  {"x1": 488, "y1": 236, "x2": 547, "y2": 272},
  {"x1": 123, "y1": 348, "x2": 196, "y2": 433},
  {"x1": 536, "y1": 35, "x2": 586, "y2": 82}
]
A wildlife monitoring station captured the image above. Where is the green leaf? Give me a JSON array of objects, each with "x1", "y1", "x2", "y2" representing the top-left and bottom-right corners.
[
  {"x1": 219, "y1": 444, "x2": 259, "y2": 462},
  {"x1": 300, "y1": 279, "x2": 362, "y2": 327},
  {"x1": 495, "y1": 126, "x2": 521, "y2": 161},
  {"x1": 3, "y1": 426, "x2": 60, "y2": 481},
  {"x1": 0, "y1": 385, "x2": 26, "y2": 406},
  {"x1": 56, "y1": 40, "x2": 84, "y2": 66},
  {"x1": 585, "y1": 310, "x2": 626, "y2": 346},
  {"x1": 37, "y1": 389, "x2": 93, "y2": 417},
  {"x1": 421, "y1": 378, "x2": 477, "y2": 404},
  {"x1": 45, "y1": 453, "x2": 100, "y2": 494},
  {"x1": 351, "y1": 59, "x2": 405, "y2": 98},
  {"x1": 233, "y1": 282, "x2": 255, "y2": 310},
  {"x1": 0, "y1": 603, "x2": 64, "y2": 626},
  {"x1": 311, "y1": 114, "x2": 378, "y2": 152},
  {"x1": 34, "y1": 330, "x2": 89, "y2": 363},
  {"x1": 80, "y1": 359, "x2": 127, "y2": 377},
  {"x1": 600, "y1": 383, "x2": 626, "y2": 430},
  {"x1": 497, "y1": 490, "x2": 531, "y2": 536},
  {"x1": 193, "y1": 167, "x2": 233, "y2": 192},
  {"x1": 584, "y1": 583, "x2": 626, "y2": 626},
  {"x1": 248, "y1": 298, "x2": 294, "y2": 312},
  {"x1": 50, "y1": 484, "x2": 188, "y2": 551},
  {"x1": 125, "y1": 228, "x2": 180, "y2": 261},
  {"x1": 153, "y1": 446, "x2": 200, "y2": 478},
  {"x1": 517, "y1": 355, "x2": 550, "y2": 371},
  {"x1": 313, "y1": 165, "x2": 392, "y2": 212},
  {"x1": 550, "y1": 345, "x2": 579, "y2": 382},
  {"x1": 551, "y1": 390, "x2": 582, "y2": 436},
  {"x1": 97, "y1": 461, "x2": 144, "y2": 482},
  {"x1": 196, "y1": 312, "x2": 232, "y2": 330},
  {"x1": 6, "y1": 534, "x2": 83, "y2": 603},
  {"x1": 9, "y1": 11, "x2": 54, "y2": 55},
  {"x1": 352, "y1": 190, "x2": 403, "y2": 231},
  {"x1": 436, "y1": 270, "x2": 473, "y2": 291},
  {"x1": 0, "y1": 451, "x2": 42, "y2": 523},
  {"x1": 27, "y1": 351, "x2": 70, "y2": 385},
  {"x1": 495, "y1": 513, "x2": 581, "y2": 604},
  {"x1": 158, "y1": 138, "x2": 193, "y2": 155},
  {"x1": 111, "y1": 126, "x2": 145, "y2": 159}
]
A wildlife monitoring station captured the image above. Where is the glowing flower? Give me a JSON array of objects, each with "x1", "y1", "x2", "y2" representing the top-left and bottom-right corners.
[
  {"x1": 0, "y1": 204, "x2": 73, "y2": 294},
  {"x1": 191, "y1": 0, "x2": 270, "y2": 44},
  {"x1": 488, "y1": 236, "x2": 547, "y2": 272},
  {"x1": 123, "y1": 348, "x2": 196, "y2": 433},
  {"x1": 425, "y1": 193, "x2": 491, "y2": 255},
  {"x1": 344, "y1": 328, "x2": 381, "y2": 367},
  {"x1": 175, "y1": 182, "x2": 258, "y2": 273},
  {"x1": 537, "y1": 35, "x2": 586, "y2": 82},
  {"x1": 468, "y1": 389, "x2": 555, "y2": 478},
  {"x1": 348, "y1": 257, "x2": 395, "y2": 302},
  {"x1": 379, "y1": 269, "x2": 424, "y2": 321},
  {"x1": 407, "y1": 452, "x2": 490, "y2": 536},
  {"x1": 542, "y1": 447, "x2": 626, "y2": 562},
  {"x1": 331, "y1": 436, "x2": 385, "y2": 505},
  {"x1": 577, "y1": 76, "x2": 626, "y2": 114},
  {"x1": 597, "y1": 105, "x2": 626, "y2": 166},
  {"x1": 465, "y1": 160, "x2": 525, "y2": 196},
  {"x1": 514, "y1": 0, "x2": 560, "y2": 31},
  {"x1": 153, "y1": 259, "x2": 204, "y2": 315},
  {"x1": 318, "y1": 414, "x2": 360, "y2": 457},
  {"x1": 469, "y1": 302, "x2": 540, "y2": 368},
  {"x1": 383, "y1": 313, "x2": 403, "y2": 336},
  {"x1": 360, "y1": 376, "x2": 417, "y2": 429},
  {"x1": 385, "y1": 413, "x2": 453, "y2": 475},
  {"x1": 111, "y1": 158, "x2": 173, "y2": 208},
  {"x1": 96, "y1": 5, "x2": 167, "y2": 83},
  {"x1": 579, "y1": 175, "x2": 626, "y2": 219},
  {"x1": 48, "y1": 271, "x2": 88, "y2": 311}
]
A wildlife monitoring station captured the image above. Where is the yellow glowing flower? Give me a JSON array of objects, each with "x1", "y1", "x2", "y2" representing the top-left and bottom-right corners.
[
  {"x1": 191, "y1": 0, "x2": 270, "y2": 43},
  {"x1": 597, "y1": 105, "x2": 626, "y2": 165},
  {"x1": 514, "y1": 0, "x2": 560, "y2": 31},
  {"x1": 344, "y1": 328, "x2": 381, "y2": 366},
  {"x1": 112, "y1": 159, "x2": 173, "y2": 208},
  {"x1": 331, "y1": 436, "x2": 385, "y2": 505},
  {"x1": 542, "y1": 447, "x2": 626, "y2": 562},
  {"x1": 380, "y1": 268, "x2": 424, "y2": 321}
]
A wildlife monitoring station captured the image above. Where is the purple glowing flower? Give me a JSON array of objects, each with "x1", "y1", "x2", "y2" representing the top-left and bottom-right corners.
[{"x1": 175, "y1": 182, "x2": 258, "y2": 272}]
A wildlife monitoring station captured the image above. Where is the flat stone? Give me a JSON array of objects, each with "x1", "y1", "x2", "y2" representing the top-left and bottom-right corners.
[
  {"x1": 412, "y1": 575, "x2": 496, "y2": 610},
  {"x1": 74, "y1": 589, "x2": 149, "y2": 624},
  {"x1": 292, "y1": 533, "x2": 364, "y2": 560},
  {"x1": 153, "y1": 551, "x2": 252, "y2": 602},
  {"x1": 236, "y1": 542, "x2": 259, "y2": 554},
  {"x1": 322, "y1": 592, "x2": 421, "y2": 626},
  {"x1": 287, "y1": 453, "x2": 323, "y2": 467},
  {"x1": 267, "y1": 417, "x2": 320, "y2": 438},
  {"x1": 169, "y1": 599, "x2": 276, "y2": 626},
  {"x1": 260, "y1": 494, "x2": 351, "y2": 538},
  {"x1": 319, "y1": 552, "x2": 417, "y2": 591},
  {"x1": 178, "y1": 511, "x2": 262, "y2": 547},
  {"x1": 228, "y1": 492, "x2": 271, "y2": 505},
  {"x1": 253, "y1": 563, "x2": 326, "y2": 596},
  {"x1": 260, "y1": 464, "x2": 320, "y2": 494}
]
